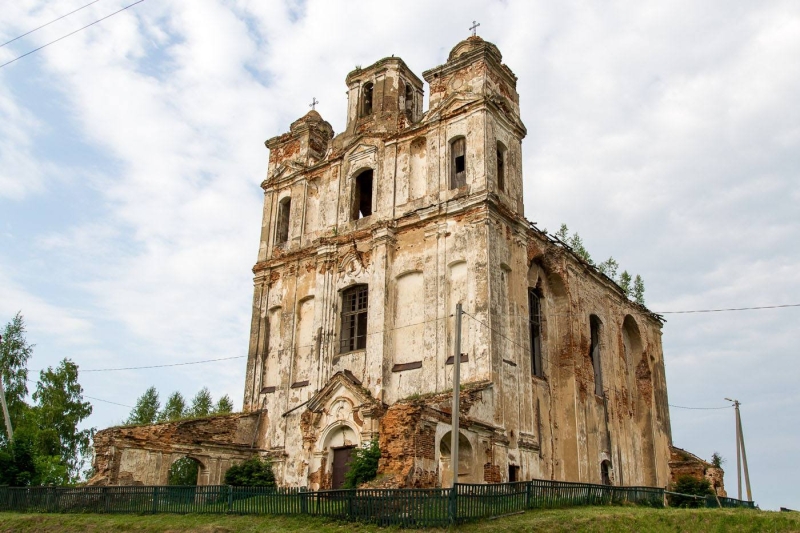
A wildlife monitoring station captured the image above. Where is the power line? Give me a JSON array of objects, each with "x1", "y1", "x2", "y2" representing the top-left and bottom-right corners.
[
  {"x1": 84, "y1": 394, "x2": 132, "y2": 408},
  {"x1": 669, "y1": 404, "x2": 732, "y2": 410},
  {"x1": 0, "y1": 0, "x2": 104, "y2": 49},
  {"x1": 656, "y1": 303, "x2": 800, "y2": 314},
  {"x1": 78, "y1": 355, "x2": 245, "y2": 373},
  {"x1": 0, "y1": 0, "x2": 145, "y2": 69}
]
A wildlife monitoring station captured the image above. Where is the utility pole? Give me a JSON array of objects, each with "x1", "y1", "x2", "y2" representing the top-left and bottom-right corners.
[
  {"x1": 725, "y1": 398, "x2": 752, "y2": 502},
  {"x1": 0, "y1": 334, "x2": 13, "y2": 443},
  {"x1": 450, "y1": 303, "x2": 463, "y2": 489}
]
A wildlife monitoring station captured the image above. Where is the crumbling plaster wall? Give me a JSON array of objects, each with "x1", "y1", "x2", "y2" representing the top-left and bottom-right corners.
[
  {"x1": 669, "y1": 446, "x2": 727, "y2": 497},
  {"x1": 89, "y1": 412, "x2": 263, "y2": 486},
  {"x1": 240, "y1": 37, "x2": 672, "y2": 490}
]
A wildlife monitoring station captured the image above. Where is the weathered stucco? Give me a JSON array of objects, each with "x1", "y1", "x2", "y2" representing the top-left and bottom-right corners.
[{"x1": 93, "y1": 36, "x2": 679, "y2": 490}]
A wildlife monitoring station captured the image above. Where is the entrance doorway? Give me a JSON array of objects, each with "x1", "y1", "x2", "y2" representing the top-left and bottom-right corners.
[{"x1": 332, "y1": 446, "x2": 355, "y2": 489}]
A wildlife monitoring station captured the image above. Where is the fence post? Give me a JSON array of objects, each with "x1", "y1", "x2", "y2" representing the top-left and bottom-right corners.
[
  {"x1": 103, "y1": 487, "x2": 109, "y2": 514},
  {"x1": 227, "y1": 485, "x2": 233, "y2": 513},
  {"x1": 526, "y1": 481, "x2": 532, "y2": 509},
  {"x1": 448, "y1": 484, "x2": 458, "y2": 524},
  {"x1": 151, "y1": 486, "x2": 159, "y2": 514},
  {"x1": 300, "y1": 488, "x2": 308, "y2": 515}
]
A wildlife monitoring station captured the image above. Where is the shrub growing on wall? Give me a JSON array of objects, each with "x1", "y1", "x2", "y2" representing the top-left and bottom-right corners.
[
  {"x1": 224, "y1": 456, "x2": 275, "y2": 487},
  {"x1": 343, "y1": 439, "x2": 380, "y2": 488}
]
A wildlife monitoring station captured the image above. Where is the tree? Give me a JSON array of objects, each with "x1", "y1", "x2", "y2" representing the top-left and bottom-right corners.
[
  {"x1": 568, "y1": 232, "x2": 594, "y2": 265},
  {"x1": 188, "y1": 387, "x2": 213, "y2": 418},
  {"x1": 618, "y1": 270, "x2": 632, "y2": 297},
  {"x1": 224, "y1": 456, "x2": 275, "y2": 487},
  {"x1": 214, "y1": 394, "x2": 234, "y2": 414},
  {"x1": 0, "y1": 312, "x2": 34, "y2": 443},
  {"x1": 159, "y1": 392, "x2": 187, "y2": 422},
  {"x1": 343, "y1": 439, "x2": 381, "y2": 488},
  {"x1": 633, "y1": 274, "x2": 645, "y2": 305},
  {"x1": 597, "y1": 257, "x2": 619, "y2": 280},
  {"x1": 126, "y1": 386, "x2": 160, "y2": 425},
  {"x1": 670, "y1": 475, "x2": 714, "y2": 507},
  {"x1": 711, "y1": 452, "x2": 725, "y2": 468},
  {"x1": 0, "y1": 434, "x2": 37, "y2": 486},
  {"x1": 32, "y1": 359, "x2": 94, "y2": 483},
  {"x1": 168, "y1": 457, "x2": 199, "y2": 485},
  {"x1": 555, "y1": 223, "x2": 570, "y2": 242}
]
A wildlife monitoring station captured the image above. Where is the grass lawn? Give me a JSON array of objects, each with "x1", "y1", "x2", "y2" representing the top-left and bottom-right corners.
[{"x1": 1, "y1": 506, "x2": 799, "y2": 532}]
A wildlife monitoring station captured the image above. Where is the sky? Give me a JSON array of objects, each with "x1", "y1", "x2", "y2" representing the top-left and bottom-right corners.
[{"x1": 1, "y1": 0, "x2": 798, "y2": 510}]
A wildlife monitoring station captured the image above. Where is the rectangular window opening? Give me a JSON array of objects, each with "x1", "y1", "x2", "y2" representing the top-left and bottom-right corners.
[
  {"x1": 340, "y1": 285, "x2": 368, "y2": 353},
  {"x1": 529, "y1": 289, "x2": 543, "y2": 377}
]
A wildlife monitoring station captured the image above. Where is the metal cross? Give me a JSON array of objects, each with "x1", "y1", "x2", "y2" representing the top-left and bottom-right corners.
[
  {"x1": 309, "y1": 97, "x2": 319, "y2": 110},
  {"x1": 469, "y1": 20, "x2": 480, "y2": 37}
]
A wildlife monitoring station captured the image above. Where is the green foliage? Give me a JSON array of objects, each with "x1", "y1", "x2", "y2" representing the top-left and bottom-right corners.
[
  {"x1": 597, "y1": 257, "x2": 619, "y2": 280},
  {"x1": 633, "y1": 275, "x2": 645, "y2": 305},
  {"x1": 214, "y1": 394, "x2": 234, "y2": 414},
  {"x1": 711, "y1": 452, "x2": 725, "y2": 468},
  {"x1": 0, "y1": 312, "x2": 34, "y2": 443},
  {"x1": 0, "y1": 434, "x2": 37, "y2": 486},
  {"x1": 168, "y1": 457, "x2": 199, "y2": 486},
  {"x1": 554, "y1": 225, "x2": 647, "y2": 305},
  {"x1": 555, "y1": 223, "x2": 570, "y2": 242},
  {"x1": 568, "y1": 233, "x2": 594, "y2": 265},
  {"x1": 670, "y1": 475, "x2": 714, "y2": 508},
  {"x1": 618, "y1": 271, "x2": 632, "y2": 297},
  {"x1": 189, "y1": 387, "x2": 214, "y2": 418},
  {"x1": 158, "y1": 392, "x2": 187, "y2": 422},
  {"x1": 32, "y1": 359, "x2": 94, "y2": 483},
  {"x1": 224, "y1": 456, "x2": 276, "y2": 487},
  {"x1": 343, "y1": 439, "x2": 381, "y2": 489},
  {"x1": 126, "y1": 386, "x2": 160, "y2": 425}
]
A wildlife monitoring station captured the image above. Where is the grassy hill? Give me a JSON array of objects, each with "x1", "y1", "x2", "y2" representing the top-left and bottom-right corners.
[{"x1": 2, "y1": 506, "x2": 799, "y2": 532}]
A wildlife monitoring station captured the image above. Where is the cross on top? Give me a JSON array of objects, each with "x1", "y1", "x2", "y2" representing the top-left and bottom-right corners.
[
  {"x1": 309, "y1": 97, "x2": 319, "y2": 111},
  {"x1": 469, "y1": 20, "x2": 480, "y2": 37}
]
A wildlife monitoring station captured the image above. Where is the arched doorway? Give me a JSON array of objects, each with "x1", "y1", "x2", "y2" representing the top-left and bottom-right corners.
[
  {"x1": 168, "y1": 456, "x2": 201, "y2": 485},
  {"x1": 439, "y1": 431, "x2": 474, "y2": 487},
  {"x1": 320, "y1": 421, "x2": 360, "y2": 489}
]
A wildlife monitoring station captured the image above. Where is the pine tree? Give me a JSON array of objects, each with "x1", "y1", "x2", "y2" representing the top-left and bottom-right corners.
[
  {"x1": 159, "y1": 392, "x2": 187, "y2": 422},
  {"x1": 214, "y1": 394, "x2": 234, "y2": 414},
  {"x1": 619, "y1": 271, "x2": 632, "y2": 297},
  {"x1": 189, "y1": 387, "x2": 213, "y2": 418},
  {"x1": 126, "y1": 386, "x2": 160, "y2": 425},
  {"x1": 633, "y1": 274, "x2": 645, "y2": 305}
]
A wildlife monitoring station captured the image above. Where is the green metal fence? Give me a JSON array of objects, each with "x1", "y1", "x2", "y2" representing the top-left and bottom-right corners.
[{"x1": 0, "y1": 480, "x2": 755, "y2": 527}]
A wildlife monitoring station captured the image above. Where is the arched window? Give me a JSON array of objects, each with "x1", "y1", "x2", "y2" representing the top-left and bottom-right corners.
[
  {"x1": 450, "y1": 137, "x2": 466, "y2": 189},
  {"x1": 529, "y1": 288, "x2": 543, "y2": 377},
  {"x1": 361, "y1": 82, "x2": 374, "y2": 116},
  {"x1": 340, "y1": 285, "x2": 368, "y2": 353},
  {"x1": 352, "y1": 169, "x2": 373, "y2": 220},
  {"x1": 405, "y1": 84, "x2": 414, "y2": 115},
  {"x1": 275, "y1": 197, "x2": 291, "y2": 245},
  {"x1": 589, "y1": 315, "x2": 603, "y2": 396},
  {"x1": 496, "y1": 141, "x2": 506, "y2": 192}
]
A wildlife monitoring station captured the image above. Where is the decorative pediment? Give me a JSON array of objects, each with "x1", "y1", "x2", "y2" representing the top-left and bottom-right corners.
[
  {"x1": 271, "y1": 160, "x2": 307, "y2": 180},
  {"x1": 306, "y1": 370, "x2": 378, "y2": 414},
  {"x1": 346, "y1": 143, "x2": 378, "y2": 165},
  {"x1": 425, "y1": 93, "x2": 480, "y2": 122}
]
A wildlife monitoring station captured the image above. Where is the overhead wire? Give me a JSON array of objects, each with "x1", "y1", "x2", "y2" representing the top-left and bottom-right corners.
[
  {"x1": 0, "y1": 0, "x2": 104, "y2": 49},
  {"x1": 0, "y1": 0, "x2": 145, "y2": 69}
]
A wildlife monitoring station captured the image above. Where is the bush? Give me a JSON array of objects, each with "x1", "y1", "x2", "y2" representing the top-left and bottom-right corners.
[
  {"x1": 343, "y1": 439, "x2": 380, "y2": 489},
  {"x1": 670, "y1": 475, "x2": 714, "y2": 508},
  {"x1": 224, "y1": 456, "x2": 275, "y2": 487}
]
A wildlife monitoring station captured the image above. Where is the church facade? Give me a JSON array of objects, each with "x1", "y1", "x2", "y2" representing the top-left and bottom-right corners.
[{"x1": 242, "y1": 36, "x2": 672, "y2": 490}]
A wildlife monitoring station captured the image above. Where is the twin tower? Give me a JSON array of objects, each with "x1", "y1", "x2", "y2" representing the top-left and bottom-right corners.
[{"x1": 243, "y1": 36, "x2": 671, "y2": 491}]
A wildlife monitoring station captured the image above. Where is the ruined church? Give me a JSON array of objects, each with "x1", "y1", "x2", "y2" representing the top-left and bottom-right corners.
[{"x1": 91, "y1": 36, "x2": 674, "y2": 491}]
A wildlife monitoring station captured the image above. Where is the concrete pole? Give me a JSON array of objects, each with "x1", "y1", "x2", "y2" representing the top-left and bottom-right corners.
[
  {"x1": 450, "y1": 303, "x2": 463, "y2": 489},
  {"x1": 0, "y1": 334, "x2": 13, "y2": 443},
  {"x1": 736, "y1": 402, "x2": 753, "y2": 501},
  {"x1": 735, "y1": 402, "x2": 742, "y2": 500}
]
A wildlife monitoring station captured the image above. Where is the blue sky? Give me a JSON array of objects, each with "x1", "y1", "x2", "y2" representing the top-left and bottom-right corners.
[{"x1": 1, "y1": 0, "x2": 799, "y2": 510}]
